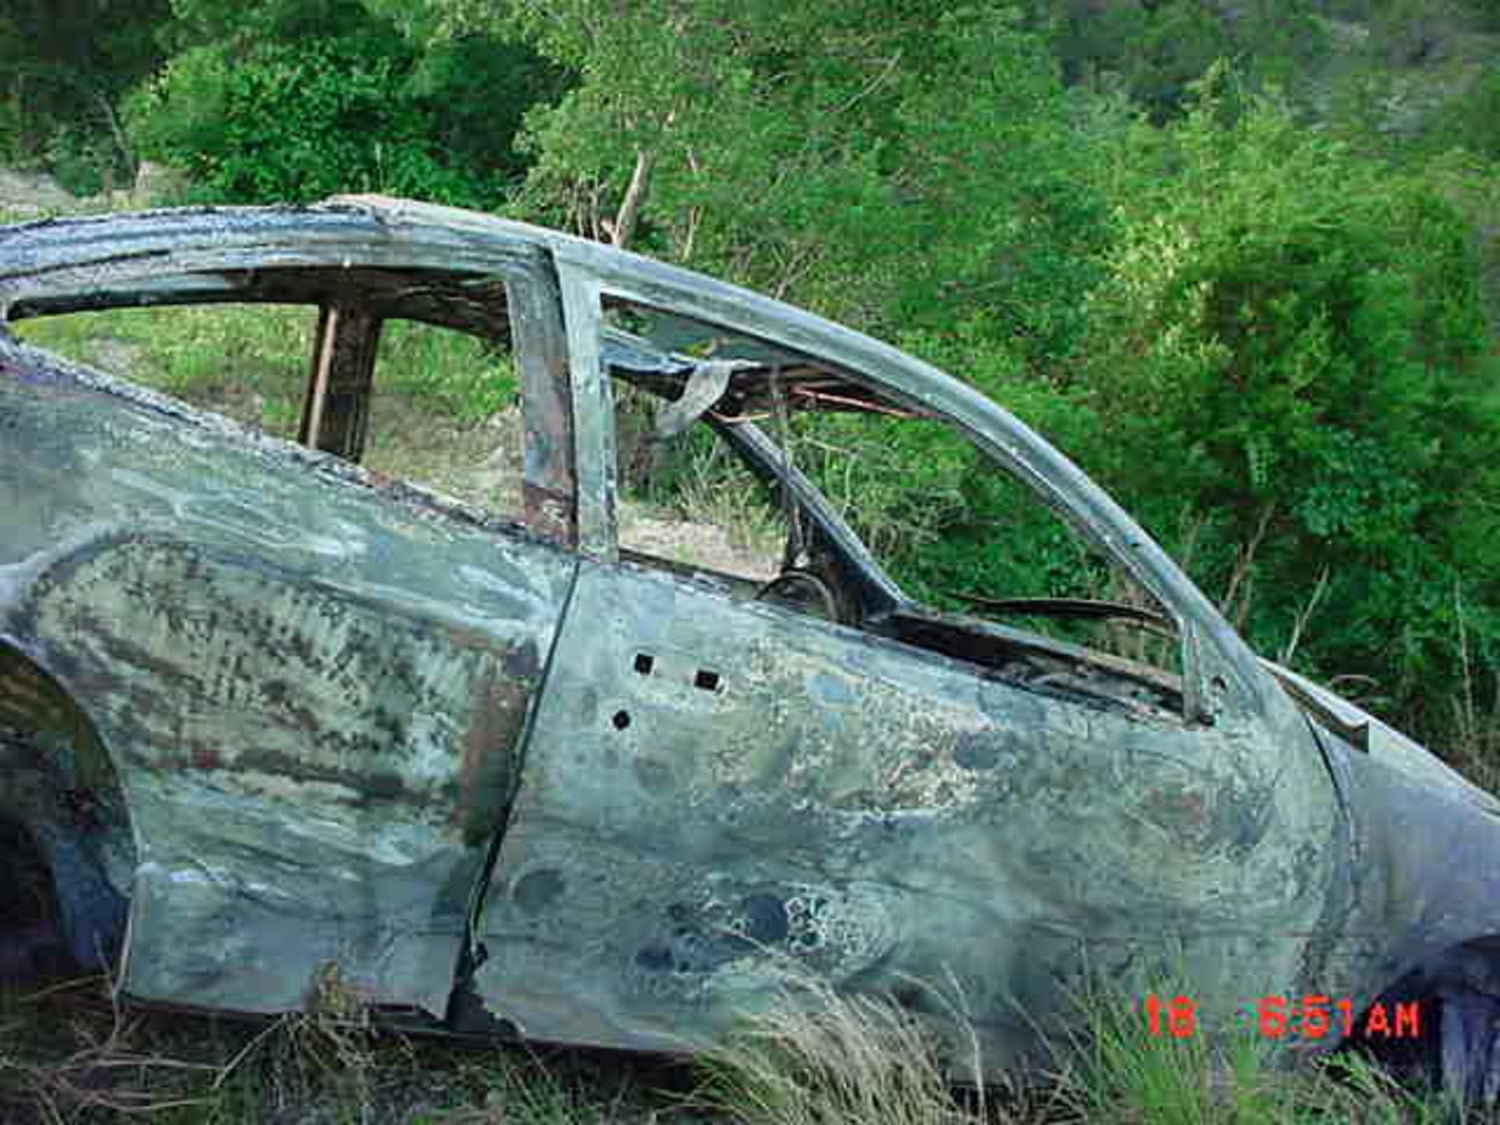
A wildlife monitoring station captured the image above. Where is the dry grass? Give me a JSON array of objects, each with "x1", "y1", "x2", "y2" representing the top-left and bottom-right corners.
[
  {"x1": 699, "y1": 995, "x2": 943, "y2": 1122},
  {"x1": 694, "y1": 976, "x2": 1030, "y2": 1125},
  {"x1": 0, "y1": 940, "x2": 1474, "y2": 1123},
  {"x1": 0, "y1": 968, "x2": 696, "y2": 1124},
  {"x1": 1, "y1": 974, "x2": 222, "y2": 1123}
]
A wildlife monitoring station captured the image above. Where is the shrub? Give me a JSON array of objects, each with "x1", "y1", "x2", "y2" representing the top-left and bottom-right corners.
[
  {"x1": 127, "y1": 2, "x2": 563, "y2": 207},
  {"x1": 1076, "y1": 72, "x2": 1500, "y2": 736},
  {"x1": 128, "y1": 34, "x2": 480, "y2": 205}
]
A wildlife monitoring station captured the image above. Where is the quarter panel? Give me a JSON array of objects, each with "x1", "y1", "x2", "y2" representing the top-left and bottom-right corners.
[{"x1": 1, "y1": 352, "x2": 576, "y2": 1016}]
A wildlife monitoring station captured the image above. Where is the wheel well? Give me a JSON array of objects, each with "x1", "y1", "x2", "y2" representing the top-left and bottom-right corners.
[
  {"x1": 0, "y1": 640, "x2": 133, "y2": 977},
  {"x1": 0, "y1": 814, "x2": 75, "y2": 982},
  {"x1": 1341, "y1": 936, "x2": 1500, "y2": 1080}
]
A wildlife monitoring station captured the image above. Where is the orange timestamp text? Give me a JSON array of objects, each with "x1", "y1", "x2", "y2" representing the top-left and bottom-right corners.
[{"x1": 1143, "y1": 993, "x2": 1422, "y2": 1041}]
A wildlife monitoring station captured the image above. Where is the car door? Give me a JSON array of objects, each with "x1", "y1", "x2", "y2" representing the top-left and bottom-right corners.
[
  {"x1": 0, "y1": 204, "x2": 580, "y2": 1020},
  {"x1": 467, "y1": 252, "x2": 1344, "y2": 1069}
]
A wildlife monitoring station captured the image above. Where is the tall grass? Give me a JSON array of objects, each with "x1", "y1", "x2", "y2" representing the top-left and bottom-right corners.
[
  {"x1": 694, "y1": 971, "x2": 1466, "y2": 1125},
  {"x1": 14, "y1": 307, "x2": 515, "y2": 432},
  {"x1": 693, "y1": 976, "x2": 1001, "y2": 1125},
  {"x1": 0, "y1": 944, "x2": 1471, "y2": 1122},
  {"x1": 15, "y1": 305, "x2": 318, "y2": 437}
]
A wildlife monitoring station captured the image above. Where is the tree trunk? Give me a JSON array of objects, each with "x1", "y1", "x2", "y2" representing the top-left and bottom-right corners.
[{"x1": 607, "y1": 148, "x2": 654, "y2": 249}]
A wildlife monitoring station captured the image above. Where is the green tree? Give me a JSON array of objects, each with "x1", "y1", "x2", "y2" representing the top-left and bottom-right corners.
[
  {"x1": 416, "y1": 3, "x2": 1100, "y2": 348},
  {"x1": 0, "y1": 0, "x2": 171, "y2": 190},
  {"x1": 1037, "y1": 0, "x2": 1327, "y2": 122},
  {"x1": 1078, "y1": 74, "x2": 1500, "y2": 732},
  {"x1": 127, "y1": 0, "x2": 563, "y2": 206},
  {"x1": 411, "y1": 0, "x2": 1124, "y2": 605}
]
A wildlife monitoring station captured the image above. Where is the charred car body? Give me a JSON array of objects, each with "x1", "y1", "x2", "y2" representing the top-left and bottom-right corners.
[{"x1": 3, "y1": 198, "x2": 1500, "y2": 1095}]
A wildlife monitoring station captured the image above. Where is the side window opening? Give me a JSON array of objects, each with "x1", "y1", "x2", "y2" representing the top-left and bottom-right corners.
[
  {"x1": 363, "y1": 319, "x2": 521, "y2": 514},
  {"x1": 780, "y1": 408, "x2": 1180, "y2": 674},
  {"x1": 603, "y1": 295, "x2": 1184, "y2": 716},
  {"x1": 616, "y1": 397, "x2": 784, "y2": 584},
  {"x1": 13, "y1": 280, "x2": 526, "y2": 523}
]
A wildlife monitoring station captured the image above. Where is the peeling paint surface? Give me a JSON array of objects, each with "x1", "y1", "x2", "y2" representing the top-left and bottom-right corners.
[
  {"x1": 472, "y1": 559, "x2": 1340, "y2": 1065},
  {"x1": 2, "y1": 361, "x2": 574, "y2": 1016}
]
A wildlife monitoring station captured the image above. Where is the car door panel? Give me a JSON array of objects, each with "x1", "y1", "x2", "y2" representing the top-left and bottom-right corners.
[{"x1": 471, "y1": 556, "x2": 1336, "y2": 1063}]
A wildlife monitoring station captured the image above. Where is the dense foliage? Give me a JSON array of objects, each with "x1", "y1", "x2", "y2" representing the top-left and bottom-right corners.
[
  {"x1": 124, "y1": 0, "x2": 563, "y2": 206},
  {"x1": 5, "y1": 0, "x2": 1500, "y2": 748},
  {"x1": 0, "y1": 0, "x2": 169, "y2": 192},
  {"x1": 1079, "y1": 77, "x2": 1500, "y2": 727}
]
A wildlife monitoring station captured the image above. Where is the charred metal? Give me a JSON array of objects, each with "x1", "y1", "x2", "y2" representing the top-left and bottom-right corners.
[{"x1": 4, "y1": 197, "x2": 1500, "y2": 1098}]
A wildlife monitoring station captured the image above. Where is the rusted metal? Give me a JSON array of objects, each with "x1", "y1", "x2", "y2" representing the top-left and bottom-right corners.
[
  {"x1": 787, "y1": 384, "x2": 923, "y2": 416},
  {"x1": 506, "y1": 269, "x2": 577, "y2": 548}
]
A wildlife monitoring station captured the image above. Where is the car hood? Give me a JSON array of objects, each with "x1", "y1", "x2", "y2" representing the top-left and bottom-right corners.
[{"x1": 1265, "y1": 659, "x2": 1500, "y2": 817}]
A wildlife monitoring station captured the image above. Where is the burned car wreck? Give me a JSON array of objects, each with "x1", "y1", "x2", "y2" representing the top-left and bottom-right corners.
[{"x1": 4, "y1": 197, "x2": 1500, "y2": 1096}]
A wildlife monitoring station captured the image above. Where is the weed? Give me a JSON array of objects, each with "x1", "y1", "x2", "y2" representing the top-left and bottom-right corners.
[
  {"x1": 378, "y1": 320, "x2": 517, "y2": 424},
  {"x1": 692, "y1": 970, "x2": 1059, "y2": 1125},
  {"x1": 0, "y1": 973, "x2": 221, "y2": 1123},
  {"x1": 1450, "y1": 581, "x2": 1500, "y2": 792},
  {"x1": 13, "y1": 305, "x2": 524, "y2": 518},
  {"x1": 1063, "y1": 977, "x2": 1289, "y2": 1125},
  {"x1": 695, "y1": 985, "x2": 970, "y2": 1124},
  {"x1": 15, "y1": 305, "x2": 314, "y2": 436},
  {"x1": 426, "y1": 1051, "x2": 609, "y2": 1125}
]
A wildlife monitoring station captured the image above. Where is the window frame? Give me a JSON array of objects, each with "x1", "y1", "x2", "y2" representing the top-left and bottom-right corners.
[
  {"x1": 0, "y1": 206, "x2": 578, "y2": 548},
  {"x1": 598, "y1": 317, "x2": 1189, "y2": 719},
  {"x1": 554, "y1": 253, "x2": 1278, "y2": 730}
]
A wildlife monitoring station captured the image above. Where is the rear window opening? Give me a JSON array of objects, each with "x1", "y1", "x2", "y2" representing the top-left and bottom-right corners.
[{"x1": 13, "y1": 283, "x2": 524, "y2": 521}]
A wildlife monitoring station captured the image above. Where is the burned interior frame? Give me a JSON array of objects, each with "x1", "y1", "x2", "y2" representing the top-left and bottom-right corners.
[
  {"x1": 555, "y1": 256, "x2": 1270, "y2": 730},
  {"x1": 596, "y1": 304, "x2": 1192, "y2": 720}
]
